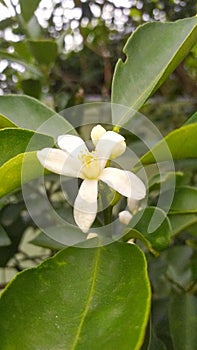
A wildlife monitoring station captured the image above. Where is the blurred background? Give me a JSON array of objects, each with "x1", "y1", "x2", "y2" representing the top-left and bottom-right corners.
[{"x1": 0, "y1": 0, "x2": 196, "y2": 131}]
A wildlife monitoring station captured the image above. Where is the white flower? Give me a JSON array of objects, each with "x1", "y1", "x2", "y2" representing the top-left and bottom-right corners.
[{"x1": 37, "y1": 125, "x2": 146, "y2": 233}]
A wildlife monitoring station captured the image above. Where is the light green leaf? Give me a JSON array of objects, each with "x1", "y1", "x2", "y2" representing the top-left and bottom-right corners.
[
  {"x1": 169, "y1": 293, "x2": 197, "y2": 350},
  {"x1": 140, "y1": 123, "x2": 197, "y2": 165},
  {"x1": 112, "y1": 17, "x2": 197, "y2": 126},
  {"x1": 124, "y1": 207, "x2": 171, "y2": 251},
  {"x1": 0, "y1": 242, "x2": 151, "y2": 350},
  {"x1": 0, "y1": 128, "x2": 54, "y2": 166},
  {"x1": 28, "y1": 40, "x2": 58, "y2": 66},
  {"x1": 19, "y1": 0, "x2": 41, "y2": 22},
  {"x1": 0, "y1": 152, "x2": 44, "y2": 198},
  {"x1": 0, "y1": 225, "x2": 11, "y2": 247},
  {"x1": 0, "y1": 95, "x2": 76, "y2": 138},
  {"x1": 0, "y1": 114, "x2": 17, "y2": 129}
]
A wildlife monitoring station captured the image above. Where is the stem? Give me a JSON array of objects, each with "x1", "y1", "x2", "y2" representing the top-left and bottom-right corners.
[{"x1": 103, "y1": 205, "x2": 112, "y2": 225}]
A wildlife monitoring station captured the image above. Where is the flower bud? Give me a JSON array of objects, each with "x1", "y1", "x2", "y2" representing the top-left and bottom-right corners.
[
  {"x1": 119, "y1": 210, "x2": 133, "y2": 225},
  {"x1": 91, "y1": 125, "x2": 106, "y2": 146}
]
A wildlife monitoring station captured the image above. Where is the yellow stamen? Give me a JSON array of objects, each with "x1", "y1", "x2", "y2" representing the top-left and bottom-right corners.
[{"x1": 79, "y1": 151, "x2": 100, "y2": 179}]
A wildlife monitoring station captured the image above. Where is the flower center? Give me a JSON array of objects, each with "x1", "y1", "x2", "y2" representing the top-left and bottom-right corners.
[{"x1": 79, "y1": 152, "x2": 101, "y2": 179}]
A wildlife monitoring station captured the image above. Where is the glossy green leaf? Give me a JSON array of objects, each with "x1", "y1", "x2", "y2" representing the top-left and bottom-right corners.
[
  {"x1": 0, "y1": 225, "x2": 11, "y2": 247},
  {"x1": 169, "y1": 293, "x2": 197, "y2": 350},
  {"x1": 164, "y1": 187, "x2": 197, "y2": 213},
  {"x1": 169, "y1": 213, "x2": 197, "y2": 236},
  {"x1": 0, "y1": 242, "x2": 151, "y2": 350},
  {"x1": 0, "y1": 128, "x2": 54, "y2": 166},
  {"x1": 124, "y1": 207, "x2": 171, "y2": 251},
  {"x1": 0, "y1": 95, "x2": 76, "y2": 138},
  {"x1": 28, "y1": 40, "x2": 58, "y2": 65},
  {"x1": 184, "y1": 111, "x2": 197, "y2": 125},
  {"x1": 19, "y1": 0, "x2": 41, "y2": 22},
  {"x1": 140, "y1": 123, "x2": 197, "y2": 165},
  {"x1": 0, "y1": 152, "x2": 43, "y2": 198},
  {"x1": 112, "y1": 17, "x2": 197, "y2": 126}
]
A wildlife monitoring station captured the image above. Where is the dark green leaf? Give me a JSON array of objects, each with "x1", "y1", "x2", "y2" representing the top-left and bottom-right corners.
[
  {"x1": 28, "y1": 40, "x2": 58, "y2": 66},
  {"x1": 166, "y1": 187, "x2": 197, "y2": 213},
  {"x1": 169, "y1": 213, "x2": 197, "y2": 236},
  {"x1": 0, "y1": 243, "x2": 151, "y2": 350},
  {"x1": 124, "y1": 207, "x2": 171, "y2": 251},
  {"x1": 19, "y1": 0, "x2": 41, "y2": 22},
  {"x1": 169, "y1": 293, "x2": 197, "y2": 350},
  {"x1": 21, "y1": 79, "x2": 42, "y2": 99},
  {"x1": 0, "y1": 128, "x2": 54, "y2": 166},
  {"x1": 0, "y1": 225, "x2": 11, "y2": 247}
]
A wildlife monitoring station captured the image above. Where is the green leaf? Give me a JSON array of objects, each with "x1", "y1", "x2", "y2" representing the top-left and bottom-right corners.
[
  {"x1": 169, "y1": 213, "x2": 197, "y2": 236},
  {"x1": 140, "y1": 123, "x2": 197, "y2": 165},
  {"x1": 112, "y1": 17, "x2": 197, "y2": 126},
  {"x1": 21, "y1": 78, "x2": 42, "y2": 99},
  {"x1": 0, "y1": 114, "x2": 17, "y2": 129},
  {"x1": 0, "y1": 225, "x2": 11, "y2": 247},
  {"x1": 30, "y1": 231, "x2": 66, "y2": 250},
  {"x1": 123, "y1": 228, "x2": 158, "y2": 256},
  {"x1": 0, "y1": 152, "x2": 44, "y2": 198},
  {"x1": 169, "y1": 293, "x2": 197, "y2": 350},
  {"x1": 28, "y1": 40, "x2": 58, "y2": 66},
  {"x1": 124, "y1": 207, "x2": 171, "y2": 251},
  {"x1": 0, "y1": 95, "x2": 76, "y2": 138},
  {"x1": 0, "y1": 128, "x2": 54, "y2": 166},
  {"x1": 0, "y1": 243, "x2": 151, "y2": 350},
  {"x1": 166, "y1": 246, "x2": 193, "y2": 288},
  {"x1": 164, "y1": 187, "x2": 197, "y2": 213},
  {"x1": 0, "y1": 202, "x2": 28, "y2": 267},
  {"x1": 184, "y1": 111, "x2": 197, "y2": 125},
  {"x1": 19, "y1": 0, "x2": 41, "y2": 22}
]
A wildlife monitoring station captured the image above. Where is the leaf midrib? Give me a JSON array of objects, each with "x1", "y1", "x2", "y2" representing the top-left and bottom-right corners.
[{"x1": 70, "y1": 247, "x2": 101, "y2": 350}]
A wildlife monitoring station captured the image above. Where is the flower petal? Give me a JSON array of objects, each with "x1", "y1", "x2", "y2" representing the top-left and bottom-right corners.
[
  {"x1": 37, "y1": 148, "x2": 81, "y2": 177},
  {"x1": 99, "y1": 167, "x2": 146, "y2": 200},
  {"x1": 95, "y1": 131, "x2": 126, "y2": 168},
  {"x1": 74, "y1": 179, "x2": 98, "y2": 233},
  {"x1": 57, "y1": 135, "x2": 88, "y2": 156}
]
